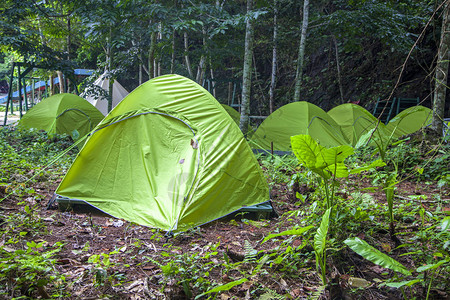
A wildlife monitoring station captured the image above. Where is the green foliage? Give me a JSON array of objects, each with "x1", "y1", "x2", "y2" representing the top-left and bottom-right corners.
[
  {"x1": 195, "y1": 278, "x2": 248, "y2": 299},
  {"x1": 87, "y1": 249, "x2": 127, "y2": 287},
  {"x1": 150, "y1": 242, "x2": 220, "y2": 296},
  {"x1": 291, "y1": 134, "x2": 354, "y2": 208},
  {"x1": 344, "y1": 237, "x2": 411, "y2": 276},
  {"x1": 0, "y1": 241, "x2": 67, "y2": 298},
  {"x1": 262, "y1": 226, "x2": 314, "y2": 243},
  {"x1": 313, "y1": 208, "x2": 332, "y2": 285},
  {"x1": 0, "y1": 127, "x2": 76, "y2": 200}
]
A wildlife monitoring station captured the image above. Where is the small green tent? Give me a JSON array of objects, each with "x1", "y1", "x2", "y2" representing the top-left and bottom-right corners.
[
  {"x1": 18, "y1": 93, "x2": 104, "y2": 140},
  {"x1": 250, "y1": 101, "x2": 349, "y2": 152},
  {"x1": 328, "y1": 103, "x2": 381, "y2": 146},
  {"x1": 221, "y1": 104, "x2": 253, "y2": 136},
  {"x1": 55, "y1": 74, "x2": 270, "y2": 232},
  {"x1": 386, "y1": 106, "x2": 432, "y2": 138}
]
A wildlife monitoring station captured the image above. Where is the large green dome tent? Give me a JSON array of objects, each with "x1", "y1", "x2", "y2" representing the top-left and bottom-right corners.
[
  {"x1": 18, "y1": 93, "x2": 104, "y2": 140},
  {"x1": 386, "y1": 106, "x2": 432, "y2": 138},
  {"x1": 54, "y1": 74, "x2": 270, "y2": 233},
  {"x1": 250, "y1": 101, "x2": 349, "y2": 152},
  {"x1": 327, "y1": 103, "x2": 382, "y2": 146}
]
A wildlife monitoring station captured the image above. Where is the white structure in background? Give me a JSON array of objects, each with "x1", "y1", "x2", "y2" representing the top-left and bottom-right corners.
[{"x1": 83, "y1": 73, "x2": 129, "y2": 116}]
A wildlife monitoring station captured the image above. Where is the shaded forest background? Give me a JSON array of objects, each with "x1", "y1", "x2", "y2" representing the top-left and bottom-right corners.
[{"x1": 0, "y1": 0, "x2": 448, "y2": 118}]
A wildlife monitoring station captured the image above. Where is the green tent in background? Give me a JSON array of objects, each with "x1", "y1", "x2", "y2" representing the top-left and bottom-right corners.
[
  {"x1": 386, "y1": 106, "x2": 432, "y2": 138},
  {"x1": 55, "y1": 74, "x2": 270, "y2": 233},
  {"x1": 250, "y1": 101, "x2": 349, "y2": 152},
  {"x1": 328, "y1": 103, "x2": 381, "y2": 146},
  {"x1": 221, "y1": 104, "x2": 253, "y2": 136},
  {"x1": 221, "y1": 104, "x2": 240, "y2": 125},
  {"x1": 18, "y1": 93, "x2": 104, "y2": 140}
]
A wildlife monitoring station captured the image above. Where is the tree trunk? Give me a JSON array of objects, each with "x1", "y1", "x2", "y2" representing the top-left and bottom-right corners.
[
  {"x1": 148, "y1": 31, "x2": 156, "y2": 79},
  {"x1": 156, "y1": 24, "x2": 162, "y2": 77},
  {"x1": 210, "y1": 63, "x2": 216, "y2": 98},
  {"x1": 269, "y1": 0, "x2": 278, "y2": 114},
  {"x1": 293, "y1": 0, "x2": 310, "y2": 102},
  {"x1": 171, "y1": 30, "x2": 176, "y2": 74},
  {"x1": 432, "y1": 1, "x2": 450, "y2": 136},
  {"x1": 196, "y1": 27, "x2": 207, "y2": 84},
  {"x1": 67, "y1": 16, "x2": 71, "y2": 93},
  {"x1": 57, "y1": 71, "x2": 65, "y2": 93},
  {"x1": 333, "y1": 35, "x2": 344, "y2": 103},
  {"x1": 239, "y1": 0, "x2": 254, "y2": 135},
  {"x1": 107, "y1": 27, "x2": 113, "y2": 113},
  {"x1": 184, "y1": 32, "x2": 194, "y2": 78},
  {"x1": 50, "y1": 75, "x2": 55, "y2": 95}
]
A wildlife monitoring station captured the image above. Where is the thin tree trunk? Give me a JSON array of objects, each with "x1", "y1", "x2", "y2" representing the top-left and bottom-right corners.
[
  {"x1": 332, "y1": 35, "x2": 344, "y2": 103},
  {"x1": 196, "y1": 56, "x2": 206, "y2": 83},
  {"x1": 239, "y1": 0, "x2": 254, "y2": 135},
  {"x1": 269, "y1": 0, "x2": 278, "y2": 114},
  {"x1": 196, "y1": 27, "x2": 207, "y2": 83},
  {"x1": 432, "y1": 1, "x2": 450, "y2": 136},
  {"x1": 50, "y1": 75, "x2": 55, "y2": 95},
  {"x1": 210, "y1": 63, "x2": 216, "y2": 98},
  {"x1": 66, "y1": 16, "x2": 71, "y2": 93},
  {"x1": 184, "y1": 32, "x2": 194, "y2": 78},
  {"x1": 171, "y1": 30, "x2": 176, "y2": 73},
  {"x1": 139, "y1": 63, "x2": 143, "y2": 85},
  {"x1": 293, "y1": 0, "x2": 310, "y2": 102},
  {"x1": 107, "y1": 27, "x2": 113, "y2": 113},
  {"x1": 148, "y1": 31, "x2": 156, "y2": 79},
  {"x1": 57, "y1": 71, "x2": 64, "y2": 93},
  {"x1": 156, "y1": 23, "x2": 162, "y2": 76}
]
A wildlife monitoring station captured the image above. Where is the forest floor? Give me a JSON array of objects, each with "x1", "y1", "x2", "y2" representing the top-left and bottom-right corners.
[
  {"x1": 1, "y1": 166, "x2": 449, "y2": 299},
  {"x1": 1, "y1": 125, "x2": 449, "y2": 299}
]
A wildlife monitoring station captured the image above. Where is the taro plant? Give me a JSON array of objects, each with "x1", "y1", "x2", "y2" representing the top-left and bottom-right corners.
[
  {"x1": 290, "y1": 134, "x2": 354, "y2": 210},
  {"x1": 314, "y1": 208, "x2": 332, "y2": 285},
  {"x1": 356, "y1": 127, "x2": 403, "y2": 239}
]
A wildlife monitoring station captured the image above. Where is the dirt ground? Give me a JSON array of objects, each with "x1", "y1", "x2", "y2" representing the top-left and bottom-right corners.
[{"x1": 1, "y1": 171, "x2": 448, "y2": 299}]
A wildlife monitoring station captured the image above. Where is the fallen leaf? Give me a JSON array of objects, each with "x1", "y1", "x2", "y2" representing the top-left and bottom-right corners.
[
  {"x1": 381, "y1": 243, "x2": 391, "y2": 252},
  {"x1": 290, "y1": 289, "x2": 303, "y2": 298},
  {"x1": 220, "y1": 294, "x2": 230, "y2": 300},
  {"x1": 348, "y1": 277, "x2": 371, "y2": 288}
]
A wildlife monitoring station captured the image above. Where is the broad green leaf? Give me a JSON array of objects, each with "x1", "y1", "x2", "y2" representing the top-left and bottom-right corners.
[
  {"x1": 290, "y1": 134, "x2": 325, "y2": 169},
  {"x1": 416, "y1": 259, "x2": 449, "y2": 272},
  {"x1": 314, "y1": 208, "x2": 331, "y2": 255},
  {"x1": 317, "y1": 145, "x2": 354, "y2": 167},
  {"x1": 194, "y1": 278, "x2": 248, "y2": 299},
  {"x1": 355, "y1": 129, "x2": 376, "y2": 149},
  {"x1": 262, "y1": 226, "x2": 314, "y2": 243},
  {"x1": 350, "y1": 159, "x2": 386, "y2": 174},
  {"x1": 344, "y1": 237, "x2": 411, "y2": 276},
  {"x1": 324, "y1": 163, "x2": 350, "y2": 178},
  {"x1": 386, "y1": 279, "x2": 422, "y2": 288},
  {"x1": 441, "y1": 217, "x2": 450, "y2": 231}
]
